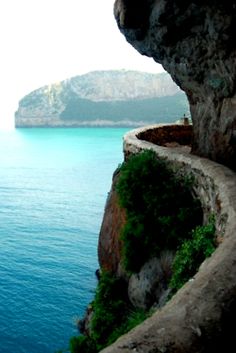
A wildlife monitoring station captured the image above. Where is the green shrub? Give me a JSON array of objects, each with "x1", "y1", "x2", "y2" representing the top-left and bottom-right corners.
[
  {"x1": 69, "y1": 336, "x2": 96, "y2": 353},
  {"x1": 123, "y1": 308, "x2": 150, "y2": 332},
  {"x1": 68, "y1": 272, "x2": 150, "y2": 353},
  {"x1": 106, "y1": 308, "x2": 149, "y2": 346},
  {"x1": 169, "y1": 218, "x2": 216, "y2": 293},
  {"x1": 116, "y1": 150, "x2": 202, "y2": 272},
  {"x1": 91, "y1": 271, "x2": 129, "y2": 349},
  {"x1": 67, "y1": 150, "x2": 209, "y2": 352}
]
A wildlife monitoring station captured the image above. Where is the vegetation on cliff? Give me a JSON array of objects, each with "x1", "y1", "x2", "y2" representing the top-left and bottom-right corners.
[
  {"x1": 68, "y1": 272, "x2": 150, "y2": 353},
  {"x1": 116, "y1": 150, "x2": 202, "y2": 272},
  {"x1": 170, "y1": 218, "x2": 216, "y2": 293},
  {"x1": 15, "y1": 71, "x2": 189, "y2": 127},
  {"x1": 64, "y1": 150, "x2": 216, "y2": 353}
]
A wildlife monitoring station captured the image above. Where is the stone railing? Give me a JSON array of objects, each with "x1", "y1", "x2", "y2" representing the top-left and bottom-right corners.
[{"x1": 101, "y1": 124, "x2": 236, "y2": 353}]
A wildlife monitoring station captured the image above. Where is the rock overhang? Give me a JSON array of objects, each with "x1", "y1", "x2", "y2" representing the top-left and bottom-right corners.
[{"x1": 114, "y1": 1, "x2": 236, "y2": 169}]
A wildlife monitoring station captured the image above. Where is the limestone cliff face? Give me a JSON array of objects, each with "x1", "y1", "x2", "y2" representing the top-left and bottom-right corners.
[
  {"x1": 114, "y1": 1, "x2": 236, "y2": 169},
  {"x1": 15, "y1": 70, "x2": 188, "y2": 127}
]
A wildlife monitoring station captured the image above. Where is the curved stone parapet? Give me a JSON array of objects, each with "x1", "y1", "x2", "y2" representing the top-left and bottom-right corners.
[{"x1": 101, "y1": 124, "x2": 236, "y2": 353}]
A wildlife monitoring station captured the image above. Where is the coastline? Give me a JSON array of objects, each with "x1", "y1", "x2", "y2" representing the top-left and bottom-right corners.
[{"x1": 15, "y1": 118, "x2": 162, "y2": 128}]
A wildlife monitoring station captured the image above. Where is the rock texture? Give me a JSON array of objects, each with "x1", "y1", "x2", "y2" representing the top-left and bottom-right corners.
[
  {"x1": 98, "y1": 169, "x2": 126, "y2": 274},
  {"x1": 128, "y1": 253, "x2": 173, "y2": 310},
  {"x1": 98, "y1": 169, "x2": 174, "y2": 312},
  {"x1": 99, "y1": 124, "x2": 236, "y2": 353},
  {"x1": 15, "y1": 70, "x2": 188, "y2": 127},
  {"x1": 114, "y1": 1, "x2": 236, "y2": 169}
]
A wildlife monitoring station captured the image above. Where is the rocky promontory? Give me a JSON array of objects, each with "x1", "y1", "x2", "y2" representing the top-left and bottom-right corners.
[{"x1": 15, "y1": 70, "x2": 188, "y2": 127}]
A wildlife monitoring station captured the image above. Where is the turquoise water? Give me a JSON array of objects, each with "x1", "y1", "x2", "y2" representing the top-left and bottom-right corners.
[{"x1": 0, "y1": 128, "x2": 130, "y2": 353}]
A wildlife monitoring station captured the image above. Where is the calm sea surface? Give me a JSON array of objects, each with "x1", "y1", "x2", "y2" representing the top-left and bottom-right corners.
[{"x1": 0, "y1": 127, "x2": 130, "y2": 353}]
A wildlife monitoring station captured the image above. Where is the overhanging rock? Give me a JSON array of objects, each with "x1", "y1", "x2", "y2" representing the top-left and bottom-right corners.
[{"x1": 114, "y1": 1, "x2": 236, "y2": 169}]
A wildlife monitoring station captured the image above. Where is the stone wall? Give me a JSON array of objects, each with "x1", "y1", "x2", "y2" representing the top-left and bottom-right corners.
[
  {"x1": 124, "y1": 124, "x2": 229, "y2": 235},
  {"x1": 101, "y1": 124, "x2": 236, "y2": 353}
]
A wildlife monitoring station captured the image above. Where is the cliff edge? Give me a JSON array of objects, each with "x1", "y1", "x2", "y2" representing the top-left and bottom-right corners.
[{"x1": 99, "y1": 125, "x2": 236, "y2": 352}]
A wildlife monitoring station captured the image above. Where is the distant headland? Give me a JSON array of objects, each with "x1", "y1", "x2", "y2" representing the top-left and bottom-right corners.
[{"x1": 15, "y1": 70, "x2": 189, "y2": 128}]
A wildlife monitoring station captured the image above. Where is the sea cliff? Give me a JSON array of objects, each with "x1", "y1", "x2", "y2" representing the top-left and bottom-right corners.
[{"x1": 99, "y1": 124, "x2": 236, "y2": 352}]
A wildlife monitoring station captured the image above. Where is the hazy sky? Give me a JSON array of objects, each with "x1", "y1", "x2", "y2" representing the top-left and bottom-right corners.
[{"x1": 0, "y1": 0, "x2": 164, "y2": 128}]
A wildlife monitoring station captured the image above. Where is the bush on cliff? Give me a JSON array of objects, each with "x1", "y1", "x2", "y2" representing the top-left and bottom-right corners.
[
  {"x1": 68, "y1": 219, "x2": 216, "y2": 353},
  {"x1": 170, "y1": 217, "x2": 216, "y2": 293},
  {"x1": 116, "y1": 150, "x2": 202, "y2": 272},
  {"x1": 91, "y1": 271, "x2": 152, "y2": 350},
  {"x1": 90, "y1": 271, "x2": 129, "y2": 349},
  {"x1": 69, "y1": 335, "x2": 97, "y2": 353},
  {"x1": 68, "y1": 271, "x2": 150, "y2": 353},
  {"x1": 67, "y1": 151, "x2": 217, "y2": 353}
]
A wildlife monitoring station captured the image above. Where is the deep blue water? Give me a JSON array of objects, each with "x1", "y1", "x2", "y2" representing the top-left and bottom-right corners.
[{"x1": 0, "y1": 128, "x2": 130, "y2": 353}]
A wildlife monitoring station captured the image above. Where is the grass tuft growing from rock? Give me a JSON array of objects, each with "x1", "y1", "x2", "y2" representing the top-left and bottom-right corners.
[{"x1": 169, "y1": 217, "x2": 216, "y2": 293}]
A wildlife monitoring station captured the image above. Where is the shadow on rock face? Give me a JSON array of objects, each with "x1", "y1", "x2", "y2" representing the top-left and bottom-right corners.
[{"x1": 114, "y1": 0, "x2": 236, "y2": 170}]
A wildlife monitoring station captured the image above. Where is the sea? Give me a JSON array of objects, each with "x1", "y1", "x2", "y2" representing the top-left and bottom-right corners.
[{"x1": 0, "y1": 127, "x2": 131, "y2": 353}]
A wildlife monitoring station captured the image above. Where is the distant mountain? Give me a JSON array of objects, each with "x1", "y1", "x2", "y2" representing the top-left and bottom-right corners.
[{"x1": 15, "y1": 70, "x2": 189, "y2": 127}]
